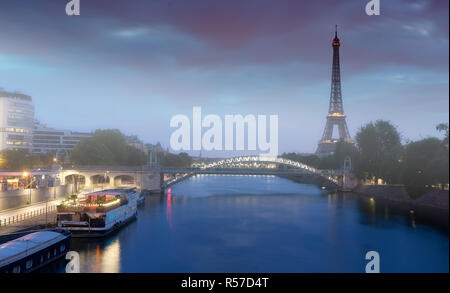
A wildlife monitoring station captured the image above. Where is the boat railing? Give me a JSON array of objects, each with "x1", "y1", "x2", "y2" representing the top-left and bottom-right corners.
[{"x1": 57, "y1": 199, "x2": 126, "y2": 214}]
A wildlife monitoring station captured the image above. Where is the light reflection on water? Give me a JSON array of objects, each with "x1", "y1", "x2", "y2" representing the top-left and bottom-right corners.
[{"x1": 42, "y1": 175, "x2": 448, "y2": 273}]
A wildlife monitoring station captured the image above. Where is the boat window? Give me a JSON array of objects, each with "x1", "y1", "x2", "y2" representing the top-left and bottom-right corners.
[
  {"x1": 60, "y1": 244, "x2": 66, "y2": 252},
  {"x1": 41, "y1": 255, "x2": 44, "y2": 263},
  {"x1": 26, "y1": 259, "x2": 33, "y2": 270},
  {"x1": 12, "y1": 266, "x2": 21, "y2": 273},
  {"x1": 48, "y1": 252, "x2": 51, "y2": 259},
  {"x1": 54, "y1": 248, "x2": 57, "y2": 256}
]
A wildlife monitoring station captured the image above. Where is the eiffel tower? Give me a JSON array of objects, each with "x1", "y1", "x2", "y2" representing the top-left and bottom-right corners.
[{"x1": 316, "y1": 26, "x2": 354, "y2": 156}]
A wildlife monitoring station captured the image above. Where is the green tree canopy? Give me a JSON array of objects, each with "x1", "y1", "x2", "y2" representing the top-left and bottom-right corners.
[
  {"x1": 70, "y1": 129, "x2": 147, "y2": 166},
  {"x1": 403, "y1": 137, "x2": 449, "y2": 188},
  {"x1": 280, "y1": 153, "x2": 321, "y2": 168},
  {"x1": 355, "y1": 120, "x2": 403, "y2": 183},
  {"x1": 436, "y1": 123, "x2": 449, "y2": 147},
  {"x1": 158, "y1": 152, "x2": 193, "y2": 167},
  {"x1": 0, "y1": 149, "x2": 56, "y2": 171}
]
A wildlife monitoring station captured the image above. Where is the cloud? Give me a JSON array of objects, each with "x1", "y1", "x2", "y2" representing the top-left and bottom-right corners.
[{"x1": 0, "y1": 0, "x2": 447, "y2": 153}]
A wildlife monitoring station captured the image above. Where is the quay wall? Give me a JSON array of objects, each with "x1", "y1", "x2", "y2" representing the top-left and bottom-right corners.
[
  {"x1": 279, "y1": 174, "x2": 339, "y2": 190},
  {"x1": 353, "y1": 185, "x2": 449, "y2": 229},
  {"x1": 0, "y1": 184, "x2": 75, "y2": 211}
]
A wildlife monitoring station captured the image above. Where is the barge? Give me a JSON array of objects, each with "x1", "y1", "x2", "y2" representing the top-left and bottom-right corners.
[
  {"x1": 57, "y1": 188, "x2": 138, "y2": 237},
  {"x1": 0, "y1": 229, "x2": 71, "y2": 273}
]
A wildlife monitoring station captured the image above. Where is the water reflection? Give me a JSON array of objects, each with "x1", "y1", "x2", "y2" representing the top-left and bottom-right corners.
[{"x1": 41, "y1": 175, "x2": 448, "y2": 273}]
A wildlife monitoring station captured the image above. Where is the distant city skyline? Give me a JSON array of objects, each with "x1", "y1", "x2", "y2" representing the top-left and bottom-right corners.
[{"x1": 0, "y1": 0, "x2": 448, "y2": 156}]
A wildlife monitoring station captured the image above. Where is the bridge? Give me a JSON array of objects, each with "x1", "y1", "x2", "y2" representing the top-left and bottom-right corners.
[
  {"x1": 161, "y1": 156, "x2": 352, "y2": 190},
  {"x1": 53, "y1": 156, "x2": 354, "y2": 194}
]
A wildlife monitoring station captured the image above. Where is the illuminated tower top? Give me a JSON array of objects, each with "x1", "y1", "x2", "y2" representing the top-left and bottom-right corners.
[{"x1": 332, "y1": 25, "x2": 340, "y2": 47}]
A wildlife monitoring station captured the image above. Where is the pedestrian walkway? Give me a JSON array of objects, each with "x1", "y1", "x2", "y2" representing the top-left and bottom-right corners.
[
  {"x1": 0, "y1": 199, "x2": 63, "y2": 228},
  {"x1": 0, "y1": 211, "x2": 57, "y2": 236}
]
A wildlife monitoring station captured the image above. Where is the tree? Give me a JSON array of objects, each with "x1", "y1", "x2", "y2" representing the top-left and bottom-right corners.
[
  {"x1": 0, "y1": 149, "x2": 56, "y2": 170},
  {"x1": 70, "y1": 129, "x2": 148, "y2": 166},
  {"x1": 403, "y1": 137, "x2": 449, "y2": 189},
  {"x1": 158, "y1": 152, "x2": 193, "y2": 167},
  {"x1": 280, "y1": 153, "x2": 321, "y2": 168},
  {"x1": 436, "y1": 123, "x2": 449, "y2": 147},
  {"x1": 333, "y1": 140, "x2": 360, "y2": 169},
  {"x1": 355, "y1": 120, "x2": 403, "y2": 184}
]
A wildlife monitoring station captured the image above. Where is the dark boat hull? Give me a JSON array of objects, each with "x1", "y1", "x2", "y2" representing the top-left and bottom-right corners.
[
  {"x1": 69, "y1": 213, "x2": 137, "y2": 238},
  {"x1": 0, "y1": 229, "x2": 72, "y2": 273}
]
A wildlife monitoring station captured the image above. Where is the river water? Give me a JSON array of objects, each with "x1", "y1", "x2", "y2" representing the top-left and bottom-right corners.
[{"x1": 44, "y1": 175, "x2": 449, "y2": 273}]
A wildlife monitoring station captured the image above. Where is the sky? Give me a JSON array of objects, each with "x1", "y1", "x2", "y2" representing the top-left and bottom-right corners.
[{"x1": 0, "y1": 0, "x2": 448, "y2": 156}]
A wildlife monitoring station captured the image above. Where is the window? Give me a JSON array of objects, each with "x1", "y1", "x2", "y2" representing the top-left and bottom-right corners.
[
  {"x1": 54, "y1": 248, "x2": 57, "y2": 256},
  {"x1": 26, "y1": 259, "x2": 33, "y2": 270},
  {"x1": 60, "y1": 244, "x2": 65, "y2": 252},
  {"x1": 41, "y1": 255, "x2": 44, "y2": 263},
  {"x1": 12, "y1": 265, "x2": 21, "y2": 273}
]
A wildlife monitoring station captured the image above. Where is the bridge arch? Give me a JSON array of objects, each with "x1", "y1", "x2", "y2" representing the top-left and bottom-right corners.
[
  {"x1": 113, "y1": 175, "x2": 136, "y2": 187},
  {"x1": 163, "y1": 156, "x2": 339, "y2": 188},
  {"x1": 90, "y1": 174, "x2": 111, "y2": 186},
  {"x1": 64, "y1": 174, "x2": 86, "y2": 185},
  {"x1": 194, "y1": 156, "x2": 319, "y2": 173}
]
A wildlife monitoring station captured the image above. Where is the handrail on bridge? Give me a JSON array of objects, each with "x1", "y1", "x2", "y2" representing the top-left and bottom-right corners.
[{"x1": 161, "y1": 156, "x2": 342, "y2": 187}]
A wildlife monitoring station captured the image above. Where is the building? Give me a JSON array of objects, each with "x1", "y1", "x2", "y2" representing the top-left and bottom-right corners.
[
  {"x1": 0, "y1": 90, "x2": 35, "y2": 151},
  {"x1": 32, "y1": 121, "x2": 93, "y2": 156},
  {"x1": 0, "y1": 90, "x2": 92, "y2": 157},
  {"x1": 316, "y1": 26, "x2": 354, "y2": 156},
  {"x1": 125, "y1": 135, "x2": 146, "y2": 152}
]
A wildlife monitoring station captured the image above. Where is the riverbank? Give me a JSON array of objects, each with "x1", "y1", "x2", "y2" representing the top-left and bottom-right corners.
[
  {"x1": 281, "y1": 175, "x2": 448, "y2": 230},
  {"x1": 353, "y1": 185, "x2": 449, "y2": 230}
]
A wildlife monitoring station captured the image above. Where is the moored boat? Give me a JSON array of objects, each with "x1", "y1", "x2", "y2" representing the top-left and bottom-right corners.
[
  {"x1": 57, "y1": 188, "x2": 138, "y2": 237},
  {"x1": 0, "y1": 229, "x2": 71, "y2": 273},
  {"x1": 137, "y1": 190, "x2": 146, "y2": 206}
]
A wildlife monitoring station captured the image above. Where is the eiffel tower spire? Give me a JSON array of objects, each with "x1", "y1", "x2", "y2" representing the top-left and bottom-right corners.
[{"x1": 316, "y1": 26, "x2": 354, "y2": 156}]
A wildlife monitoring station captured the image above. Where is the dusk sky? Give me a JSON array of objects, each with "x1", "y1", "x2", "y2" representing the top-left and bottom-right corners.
[{"x1": 0, "y1": 0, "x2": 448, "y2": 156}]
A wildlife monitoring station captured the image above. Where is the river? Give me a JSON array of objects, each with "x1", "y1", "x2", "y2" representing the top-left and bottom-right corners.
[{"x1": 42, "y1": 175, "x2": 449, "y2": 273}]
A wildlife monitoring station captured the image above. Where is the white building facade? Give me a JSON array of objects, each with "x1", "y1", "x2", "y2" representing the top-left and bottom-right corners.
[
  {"x1": 1, "y1": 90, "x2": 92, "y2": 155},
  {"x1": 0, "y1": 90, "x2": 35, "y2": 151},
  {"x1": 32, "y1": 122, "x2": 93, "y2": 155}
]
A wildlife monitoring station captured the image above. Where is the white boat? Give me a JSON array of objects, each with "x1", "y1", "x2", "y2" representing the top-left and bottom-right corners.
[
  {"x1": 137, "y1": 190, "x2": 146, "y2": 206},
  {"x1": 57, "y1": 188, "x2": 138, "y2": 237}
]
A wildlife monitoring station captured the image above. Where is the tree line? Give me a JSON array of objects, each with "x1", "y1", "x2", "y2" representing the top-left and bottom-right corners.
[
  {"x1": 2, "y1": 122, "x2": 448, "y2": 192},
  {"x1": 0, "y1": 129, "x2": 193, "y2": 170},
  {"x1": 281, "y1": 121, "x2": 449, "y2": 191}
]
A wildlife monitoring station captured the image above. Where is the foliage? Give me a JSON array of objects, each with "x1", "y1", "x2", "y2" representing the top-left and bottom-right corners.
[
  {"x1": 355, "y1": 120, "x2": 403, "y2": 184},
  {"x1": 436, "y1": 123, "x2": 449, "y2": 147},
  {"x1": 0, "y1": 149, "x2": 56, "y2": 171},
  {"x1": 402, "y1": 137, "x2": 449, "y2": 189},
  {"x1": 280, "y1": 153, "x2": 321, "y2": 168},
  {"x1": 281, "y1": 140, "x2": 359, "y2": 171},
  {"x1": 70, "y1": 129, "x2": 147, "y2": 166},
  {"x1": 158, "y1": 152, "x2": 193, "y2": 167}
]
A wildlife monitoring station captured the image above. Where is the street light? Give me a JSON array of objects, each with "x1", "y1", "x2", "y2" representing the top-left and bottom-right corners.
[{"x1": 23, "y1": 172, "x2": 33, "y2": 204}]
